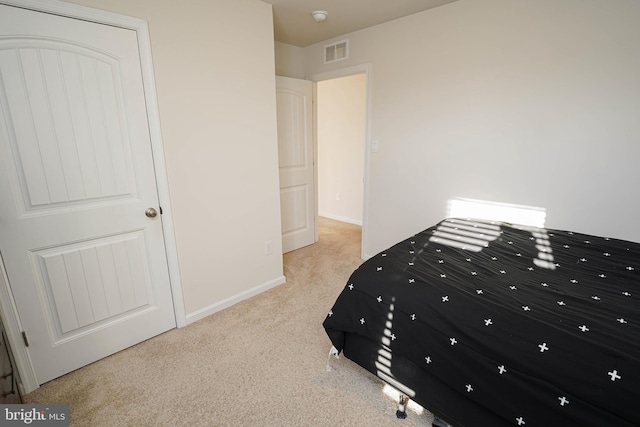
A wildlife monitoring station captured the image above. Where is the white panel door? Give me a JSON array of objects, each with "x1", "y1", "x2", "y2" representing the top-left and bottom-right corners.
[
  {"x1": 0, "y1": 4, "x2": 176, "y2": 384},
  {"x1": 276, "y1": 76, "x2": 316, "y2": 253}
]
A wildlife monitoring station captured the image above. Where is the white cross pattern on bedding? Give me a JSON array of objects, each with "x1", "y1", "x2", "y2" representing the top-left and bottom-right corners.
[{"x1": 323, "y1": 218, "x2": 639, "y2": 426}]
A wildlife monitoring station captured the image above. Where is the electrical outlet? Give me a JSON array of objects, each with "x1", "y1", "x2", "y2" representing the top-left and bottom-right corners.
[
  {"x1": 336, "y1": 193, "x2": 341, "y2": 201},
  {"x1": 264, "y1": 240, "x2": 272, "y2": 255}
]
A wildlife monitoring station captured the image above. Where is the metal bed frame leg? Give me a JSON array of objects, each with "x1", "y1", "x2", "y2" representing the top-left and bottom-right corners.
[{"x1": 396, "y1": 394, "x2": 408, "y2": 419}]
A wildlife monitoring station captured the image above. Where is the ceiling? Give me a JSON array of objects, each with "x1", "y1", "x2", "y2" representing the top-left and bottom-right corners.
[{"x1": 263, "y1": 0, "x2": 458, "y2": 47}]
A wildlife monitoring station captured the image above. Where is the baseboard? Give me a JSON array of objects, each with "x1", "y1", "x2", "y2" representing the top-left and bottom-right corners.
[
  {"x1": 319, "y1": 212, "x2": 363, "y2": 226},
  {"x1": 185, "y1": 275, "x2": 286, "y2": 325}
]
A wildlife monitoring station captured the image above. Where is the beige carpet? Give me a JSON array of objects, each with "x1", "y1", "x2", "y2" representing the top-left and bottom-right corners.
[{"x1": 25, "y1": 217, "x2": 435, "y2": 426}]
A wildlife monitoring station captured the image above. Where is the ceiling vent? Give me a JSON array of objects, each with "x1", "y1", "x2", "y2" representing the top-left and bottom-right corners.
[{"x1": 324, "y1": 40, "x2": 348, "y2": 64}]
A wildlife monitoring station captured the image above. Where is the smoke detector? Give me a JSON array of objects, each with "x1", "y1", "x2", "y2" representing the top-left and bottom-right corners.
[{"x1": 312, "y1": 10, "x2": 328, "y2": 22}]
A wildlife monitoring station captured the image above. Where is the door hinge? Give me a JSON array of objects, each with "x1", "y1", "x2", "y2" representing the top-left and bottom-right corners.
[{"x1": 21, "y1": 331, "x2": 29, "y2": 347}]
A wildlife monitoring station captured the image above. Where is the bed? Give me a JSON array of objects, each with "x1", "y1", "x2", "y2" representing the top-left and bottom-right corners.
[{"x1": 323, "y1": 218, "x2": 639, "y2": 426}]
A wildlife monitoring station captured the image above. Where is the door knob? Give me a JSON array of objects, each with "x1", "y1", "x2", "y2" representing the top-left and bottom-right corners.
[{"x1": 145, "y1": 207, "x2": 158, "y2": 218}]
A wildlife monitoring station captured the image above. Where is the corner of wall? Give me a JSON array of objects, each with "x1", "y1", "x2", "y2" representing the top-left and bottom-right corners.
[{"x1": 275, "y1": 41, "x2": 305, "y2": 78}]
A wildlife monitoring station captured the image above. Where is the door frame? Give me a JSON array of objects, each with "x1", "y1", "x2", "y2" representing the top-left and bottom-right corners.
[
  {"x1": 0, "y1": 0, "x2": 185, "y2": 394},
  {"x1": 310, "y1": 64, "x2": 372, "y2": 260}
]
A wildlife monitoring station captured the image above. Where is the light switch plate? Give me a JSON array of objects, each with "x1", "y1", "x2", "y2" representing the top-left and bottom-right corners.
[{"x1": 371, "y1": 140, "x2": 379, "y2": 153}]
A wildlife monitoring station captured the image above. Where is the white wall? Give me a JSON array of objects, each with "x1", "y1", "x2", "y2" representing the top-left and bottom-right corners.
[
  {"x1": 317, "y1": 74, "x2": 366, "y2": 225},
  {"x1": 275, "y1": 41, "x2": 305, "y2": 79},
  {"x1": 304, "y1": 0, "x2": 640, "y2": 256},
  {"x1": 66, "y1": 0, "x2": 284, "y2": 320}
]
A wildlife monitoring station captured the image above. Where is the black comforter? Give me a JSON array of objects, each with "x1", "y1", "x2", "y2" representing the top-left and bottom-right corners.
[{"x1": 323, "y1": 218, "x2": 639, "y2": 426}]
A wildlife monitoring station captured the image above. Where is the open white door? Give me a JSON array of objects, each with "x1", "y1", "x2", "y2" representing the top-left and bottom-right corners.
[
  {"x1": 0, "y1": 4, "x2": 176, "y2": 384},
  {"x1": 276, "y1": 76, "x2": 316, "y2": 253}
]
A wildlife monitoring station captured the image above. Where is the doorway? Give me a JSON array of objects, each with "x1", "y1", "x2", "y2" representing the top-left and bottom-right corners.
[
  {"x1": 313, "y1": 65, "x2": 371, "y2": 259},
  {"x1": 316, "y1": 74, "x2": 366, "y2": 227}
]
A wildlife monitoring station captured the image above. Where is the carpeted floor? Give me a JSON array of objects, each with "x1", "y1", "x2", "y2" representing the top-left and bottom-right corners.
[{"x1": 24, "y1": 217, "x2": 435, "y2": 426}]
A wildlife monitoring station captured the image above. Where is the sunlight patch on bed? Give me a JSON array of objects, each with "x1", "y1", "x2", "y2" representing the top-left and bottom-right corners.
[
  {"x1": 531, "y1": 229, "x2": 556, "y2": 270},
  {"x1": 429, "y1": 218, "x2": 500, "y2": 252},
  {"x1": 375, "y1": 298, "x2": 417, "y2": 401},
  {"x1": 447, "y1": 198, "x2": 547, "y2": 227},
  {"x1": 439, "y1": 198, "x2": 556, "y2": 269}
]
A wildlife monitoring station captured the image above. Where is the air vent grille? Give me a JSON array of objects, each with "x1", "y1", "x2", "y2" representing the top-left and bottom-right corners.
[{"x1": 324, "y1": 40, "x2": 348, "y2": 64}]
